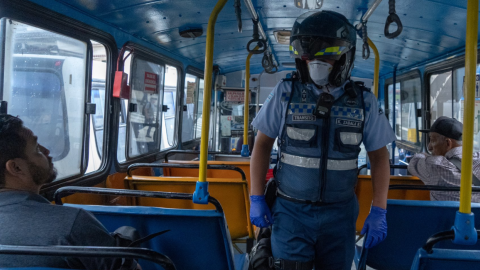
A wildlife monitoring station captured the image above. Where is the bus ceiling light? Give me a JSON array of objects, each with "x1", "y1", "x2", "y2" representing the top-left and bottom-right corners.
[
  {"x1": 274, "y1": 30, "x2": 291, "y2": 45},
  {"x1": 294, "y1": 0, "x2": 323, "y2": 9},
  {"x1": 179, "y1": 27, "x2": 203, "y2": 38}
]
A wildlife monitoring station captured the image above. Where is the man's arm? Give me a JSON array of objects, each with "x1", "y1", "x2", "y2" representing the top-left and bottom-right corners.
[
  {"x1": 368, "y1": 146, "x2": 391, "y2": 209},
  {"x1": 250, "y1": 131, "x2": 276, "y2": 195}
]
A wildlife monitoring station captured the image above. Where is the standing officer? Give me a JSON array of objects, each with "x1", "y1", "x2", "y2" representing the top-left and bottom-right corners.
[{"x1": 249, "y1": 11, "x2": 396, "y2": 269}]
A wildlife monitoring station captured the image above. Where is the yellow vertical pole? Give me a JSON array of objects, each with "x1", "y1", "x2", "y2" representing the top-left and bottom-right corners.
[
  {"x1": 198, "y1": 0, "x2": 228, "y2": 184},
  {"x1": 367, "y1": 38, "x2": 379, "y2": 97},
  {"x1": 242, "y1": 46, "x2": 260, "y2": 157},
  {"x1": 459, "y1": 0, "x2": 478, "y2": 214}
]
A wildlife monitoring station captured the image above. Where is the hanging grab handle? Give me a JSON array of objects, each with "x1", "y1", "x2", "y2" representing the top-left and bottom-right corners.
[
  {"x1": 384, "y1": 0, "x2": 403, "y2": 39},
  {"x1": 362, "y1": 22, "x2": 370, "y2": 60},
  {"x1": 262, "y1": 51, "x2": 278, "y2": 74},
  {"x1": 234, "y1": 0, "x2": 242, "y2": 33},
  {"x1": 247, "y1": 19, "x2": 267, "y2": 54}
]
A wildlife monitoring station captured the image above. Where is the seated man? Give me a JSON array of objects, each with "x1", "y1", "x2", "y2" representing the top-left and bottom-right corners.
[
  {"x1": 408, "y1": 116, "x2": 480, "y2": 202},
  {"x1": 0, "y1": 114, "x2": 139, "y2": 269}
]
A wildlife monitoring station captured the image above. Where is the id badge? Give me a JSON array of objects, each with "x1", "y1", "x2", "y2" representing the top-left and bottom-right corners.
[{"x1": 313, "y1": 93, "x2": 334, "y2": 118}]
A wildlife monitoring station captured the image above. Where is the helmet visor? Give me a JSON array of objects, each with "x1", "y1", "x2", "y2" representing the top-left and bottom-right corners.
[{"x1": 290, "y1": 37, "x2": 353, "y2": 60}]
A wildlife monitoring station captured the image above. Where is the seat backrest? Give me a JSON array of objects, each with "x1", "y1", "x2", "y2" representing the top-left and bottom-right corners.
[
  {"x1": 355, "y1": 175, "x2": 429, "y2": 232},
  {"x1": 410, "y1": 248, "x2": 480, "y2": 270},
  {"x1": 366, "y1": 200, "x2": 480, "y2": 270},
  {"x1": 125, "y1": 176, "x2": 253, "y2": 240},
  {"x1": 65, "y1": 204, "x2": 236, "y2": 270},
  {"x1": 163, "y1": 160, "x2": 251, "y2": 187}
]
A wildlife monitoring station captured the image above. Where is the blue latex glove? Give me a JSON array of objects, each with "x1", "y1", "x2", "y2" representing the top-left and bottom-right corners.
[
  {"x1": 249, "y1": 195, "x2": 274, "y2": 228},
  {"x1": 361, "y1": 206, "x2": 387, "y2": 248}
]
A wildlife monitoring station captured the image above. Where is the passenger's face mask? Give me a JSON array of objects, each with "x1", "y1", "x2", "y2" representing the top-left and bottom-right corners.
[{"x1": 308, "y1": 60, "x2": 333, "y2": 86}]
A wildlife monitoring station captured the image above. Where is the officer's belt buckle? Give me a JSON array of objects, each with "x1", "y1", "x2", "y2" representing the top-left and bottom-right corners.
[{"x1": 268, "y1": 257, "x2": 281, "y2": 269}]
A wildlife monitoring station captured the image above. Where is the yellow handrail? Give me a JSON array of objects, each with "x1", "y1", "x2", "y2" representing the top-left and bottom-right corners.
[
  {"x1": 242, "y1": 45, "x2": 260, "y2": 156},
  {"x1": 367, "y1": 38, "x2": 379, "y2": 97},
  {"x1": 198, "y1": 0, "x2": 228, "y2": 183},
  {"x1": 459, "y1": 0, "x2": 478, "y2": 214}
]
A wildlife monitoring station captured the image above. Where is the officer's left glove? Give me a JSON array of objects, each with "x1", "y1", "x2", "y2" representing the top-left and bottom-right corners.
[
  {"x1": 361, "y1": 206, "x2": 387, "y2": 249},
  {"x1": 250, "y1": 195, "x2": 274, "y2": 228}
]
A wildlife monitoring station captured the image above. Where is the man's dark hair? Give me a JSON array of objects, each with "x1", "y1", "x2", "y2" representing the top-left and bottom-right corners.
[{"x1": 0, "y1": 115, "x2": 26, "y2": 188}]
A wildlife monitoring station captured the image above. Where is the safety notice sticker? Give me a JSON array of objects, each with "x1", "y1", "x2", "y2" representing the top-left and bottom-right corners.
[{"x1": 144, "y1": 72, "x2": 158, "y2": 93}]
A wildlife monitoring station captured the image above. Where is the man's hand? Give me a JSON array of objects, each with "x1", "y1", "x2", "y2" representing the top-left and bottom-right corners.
[
  {"x1": 361, "y1": 206, "x2": 387, "y2": 248},
  {"x1": 250, "y1": 195, "x2": 274, "y2": 227}
]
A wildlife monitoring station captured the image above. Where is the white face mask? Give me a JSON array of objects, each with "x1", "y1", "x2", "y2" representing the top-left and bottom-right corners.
[{"x1": 308, "y1": 60, "x2": 333, "y2": 86}]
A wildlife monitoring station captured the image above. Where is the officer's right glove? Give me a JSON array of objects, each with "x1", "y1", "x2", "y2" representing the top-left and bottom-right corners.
[
  {"x1": 249, "y1": 195, "x2": 274, "y2": 228},
  {"x1": 361, "y1": 206, "x2": 387, "y2": 248}
]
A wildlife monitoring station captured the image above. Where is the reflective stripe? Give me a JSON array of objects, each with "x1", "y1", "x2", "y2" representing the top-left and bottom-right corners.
[
  {"x1": 327, "y1": 159, "x2": 357, "y2": 170},
  {"x1": 280, "y1": 153, "x2": 357, "y2": 170},
  {"x1": 287, "y1": 127, "x2": 315, "y2": 141},
  {"x1": 340, "y1": 132, "x2": 362, "y2": 145},
  {"x1": 280, "y1": 153, "x2": 320, "y2": 168}
]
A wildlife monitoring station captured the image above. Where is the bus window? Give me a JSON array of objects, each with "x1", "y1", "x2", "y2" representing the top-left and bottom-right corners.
[
  {"x1": 86, "y1": 41, "x2": 107, "y2": 174},
  {"x1": 117, "y1": 53, "x2": 131, "y2": 163},
  {"x1": 182, "y1": 74, "x2": 198, "y2": 142},
  {"x1": 161, "y1": 65, "x2": 178, "y2": 150},
  {"x1": 430, "y1": 71, "x2": 453, "y2": 121},
  {"x1": 453, "y1": 65, "x2": 480, "y2": 151},
  {"x1": 387, "y1": 83, "x2": 401, "y2": 140},
  {"x1": 1, "y1": 19, "x2": 87, "y2": 180},
  {"x1": 400, "y1": 77, "x2": 422, "y2": 144},
  {"x1": 196, "y1": 79, "x2": 205, "y2": 139},
  {"x1": 127, "y1": 58, "x2": 164, "y2": 159}
]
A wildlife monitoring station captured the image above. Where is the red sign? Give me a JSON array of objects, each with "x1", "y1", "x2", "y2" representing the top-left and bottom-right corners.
[
  {"x1": 225, "y1": 90, "x2": 250, "y2": 102},
  {"x1": 144, "y1": 72, "x2": 158, "y2": 93}
]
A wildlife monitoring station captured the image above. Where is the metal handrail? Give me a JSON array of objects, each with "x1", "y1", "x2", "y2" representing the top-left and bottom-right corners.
[
  {"x1": 127, "y1": 163, "x2": 246, "y2": 180},
  {"x1": 54, "y1": 187, "x2": 224, "y2": 213},
  {"x1": 0, "y1": 245, "x2": 176, "y2": 270}
]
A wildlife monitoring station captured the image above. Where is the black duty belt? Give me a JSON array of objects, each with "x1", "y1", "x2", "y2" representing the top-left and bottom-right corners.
[{"x1": 276, "y1": 189, "x2": 325, "y2": 206}]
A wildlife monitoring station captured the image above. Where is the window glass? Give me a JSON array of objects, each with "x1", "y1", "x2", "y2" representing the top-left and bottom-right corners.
[
  {"x1": 182, "y1": 74, "x2": 198, "y2": 142},
  {"x1": 195, "y1": 79, "x2": 205, "y2": 138},
  {"x1": 117, "y1": 54, "x2": 131, "y2": 163},
  {"x1": 2, "y1": 20, "x2": 87, "y2": 179},
  {"x1": 86, "y1": 41, "x2": 107, "y2": 173},
  {"x1": 400, "y1": 77, "x2": 422, "y2": 144},
  {"x1": 127, "y1": 58, "x2": 164, "y2": 159},
  {"x1": 429, "y1": 71, "x2": 453, "y2": 122},
  {"x1": 453, "y1": 65, "x2": 480, "y2": 151},
  {"x1": 161, "y1": 65, "x2": 178, "y2": 150}
]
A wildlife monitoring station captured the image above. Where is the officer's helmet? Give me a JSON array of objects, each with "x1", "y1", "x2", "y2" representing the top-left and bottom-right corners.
[{"x1": 290, "y1": 11, "x2": 357, "y2": 87}]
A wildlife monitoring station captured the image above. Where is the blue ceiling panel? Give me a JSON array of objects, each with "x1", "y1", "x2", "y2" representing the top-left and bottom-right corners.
[{"x1": 49, "y1": 0, "x2": 479, "y2": 79}]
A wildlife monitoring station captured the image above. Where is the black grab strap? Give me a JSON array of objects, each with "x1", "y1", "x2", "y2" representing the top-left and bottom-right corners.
[{"x1": 448, "y1": 158, "x2": 480, "y2": 186}]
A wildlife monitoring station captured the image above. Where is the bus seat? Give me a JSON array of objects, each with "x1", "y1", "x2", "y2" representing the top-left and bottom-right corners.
[
  {"x1": 363, "y1": 200, "x2": 480, "y2": 270},
  {"x1": 163, "y1": 160, "x2": 252, "y2": 189},
  {"x1": 410, "y1": 248, "x2": 480, "y2": 270},
  {"x1": 124, "y1": 175, "x2": 253, "y2": 240},
  {"x1": 104, "y1": 168, "x2": 153, "y2": 205},
  {"x1": 65, "y1": 204, "x2": 237, "y2": 270},
  {"x1": 355, "y1": 175, "x2": 429, "y2": 232}
]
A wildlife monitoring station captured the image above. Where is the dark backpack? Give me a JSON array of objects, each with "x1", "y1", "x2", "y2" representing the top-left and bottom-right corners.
[{"x1": 248, "y1": 227, "x2": 273, "y2": 270}]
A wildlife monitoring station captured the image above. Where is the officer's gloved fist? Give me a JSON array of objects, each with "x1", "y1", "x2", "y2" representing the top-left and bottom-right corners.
[
  {"x1": 249, "y1": 195, "x2": 274, "y2": 228},
  {"x1": 361, "y1": 206, "x2": 387, "y2": 249}
]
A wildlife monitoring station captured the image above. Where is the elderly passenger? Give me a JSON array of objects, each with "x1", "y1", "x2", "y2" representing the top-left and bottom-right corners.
[{"x1": 408, "y1": 116, "x2": 480, "y2": 202}]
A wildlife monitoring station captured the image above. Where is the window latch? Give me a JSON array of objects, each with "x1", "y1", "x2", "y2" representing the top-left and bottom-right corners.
[
  {"x1": 0, "y1": 101, "x2": 7, "y2": 115},
  {"x1": 162, "y1": 105, "x2": 169, "y2": 112},
  {"x1": 129, "y1": 103, "x2": 137, "y2": 112},
  {"x1": 85, "y1": 103, "x2": 96, "y2": 115}
]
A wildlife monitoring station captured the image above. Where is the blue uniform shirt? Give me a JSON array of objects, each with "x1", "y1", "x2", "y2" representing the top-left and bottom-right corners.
[{"x1": 252, "y1": 80, "x2": 396, "y2": 152}]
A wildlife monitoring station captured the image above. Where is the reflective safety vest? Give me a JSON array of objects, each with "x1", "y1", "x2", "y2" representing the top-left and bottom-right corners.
[{"x1": 275, "y1": 79, "x2": 366, "y2": 203}]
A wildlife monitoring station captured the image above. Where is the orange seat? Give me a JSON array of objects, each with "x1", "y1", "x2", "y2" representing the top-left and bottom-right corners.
[
  {"x1": 355, "y1": 175, "x2": 430, "y2": 233},
  {"x1": 124, "y1": 175, "x2": 253, "y2": 240}
]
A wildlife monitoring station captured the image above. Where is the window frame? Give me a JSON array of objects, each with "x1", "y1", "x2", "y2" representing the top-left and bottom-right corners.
[
  {"x1": 385, "y1": 69, "x2": 424, "y2": 153},
  {"x1": 0, "y1": 0, "x2": 118, "y2": 195},
  {"x1": 115, "y1": 42, "x2": 183, "y2": 170}
]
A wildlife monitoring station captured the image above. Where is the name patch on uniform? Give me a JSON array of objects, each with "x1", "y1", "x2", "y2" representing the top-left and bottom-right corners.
[
  {"x1": 336, "y1": 118, "x2": 361, "y2": 127},
  {"x1": 293, "y1": 114, "x2": 316, "y2": 122}
]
